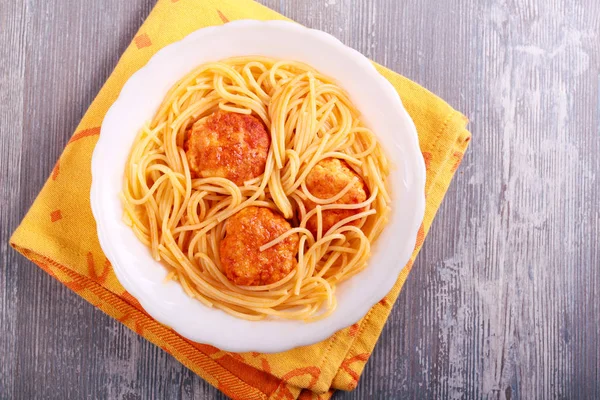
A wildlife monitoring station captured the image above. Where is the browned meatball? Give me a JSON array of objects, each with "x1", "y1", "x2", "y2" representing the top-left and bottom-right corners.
[
  {"x1": 304, "y1": 158, "x2": 368, "y2": 236},
  {"x1": 220, "y1": 206, "x2": 299, "y2": 286},
  {"x1": 184, "y1": 111, "x2": 270, "y2": 185}
]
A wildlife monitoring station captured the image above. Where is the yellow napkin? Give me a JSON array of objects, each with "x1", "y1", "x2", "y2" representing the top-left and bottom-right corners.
[{"x1": 10, "y1": 0, "x2": 471, "y2": 398}]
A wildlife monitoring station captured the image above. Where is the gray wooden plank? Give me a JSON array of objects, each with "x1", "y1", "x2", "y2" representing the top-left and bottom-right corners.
[
  {"x1": 1, "y1": 0, "x2": 599, "y2": 399},
  {"x1": 0, "y1": 0, "x2": 27, "y2": 397}
]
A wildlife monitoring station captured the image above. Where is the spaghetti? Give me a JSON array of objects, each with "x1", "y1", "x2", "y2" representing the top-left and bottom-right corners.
[{"x1": 122, "y1": 57, "x2": 391, "y2": 320}]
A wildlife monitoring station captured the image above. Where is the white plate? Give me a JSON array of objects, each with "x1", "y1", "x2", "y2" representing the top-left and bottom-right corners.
[{"x1": 91, "y1": 20, "x2": 425, "y2": 353}]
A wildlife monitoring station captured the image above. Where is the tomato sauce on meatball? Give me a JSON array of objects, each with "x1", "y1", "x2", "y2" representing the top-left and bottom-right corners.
[
  {"x1": 220, "y1": 206, "x2": 299, "y2": 286},
  {"x1": 184, "y1": 111, "x2": 270, "y2": 185},
  {"x1": 304, "y1": 158, "x2": 368, "y2": 236}
]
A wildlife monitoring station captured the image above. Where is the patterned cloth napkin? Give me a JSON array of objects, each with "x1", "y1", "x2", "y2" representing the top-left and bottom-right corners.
[{"x1": 10, "y1": 0, "x2": 471, "y2": 398}]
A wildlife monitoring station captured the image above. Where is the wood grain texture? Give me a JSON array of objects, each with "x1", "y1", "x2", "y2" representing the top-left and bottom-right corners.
[{"x1": 1, "y1": 0, "x2": 599, "y2": 399}]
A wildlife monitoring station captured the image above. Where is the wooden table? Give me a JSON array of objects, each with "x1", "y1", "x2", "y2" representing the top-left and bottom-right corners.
[{"x1": 2, "y1": 0, "x2": 599, "y2": 398}]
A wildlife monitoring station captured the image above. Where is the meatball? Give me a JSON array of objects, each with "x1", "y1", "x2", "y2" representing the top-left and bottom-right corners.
[
  {"x1": 184, "y1": 111, "x2": 270, "y2": 185},
  {"x1": 220, "y1": 206, "x2": 299, "y2": 286},
  {"x1": 304, "y1": 158, "x2": 368, "y2": 236}
]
